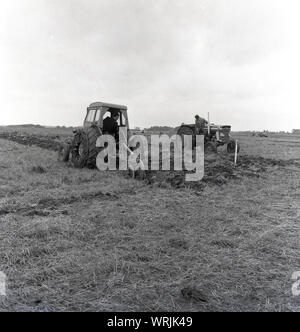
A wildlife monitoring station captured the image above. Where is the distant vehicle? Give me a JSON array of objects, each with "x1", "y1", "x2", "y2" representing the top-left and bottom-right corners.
[
  {"x1": 177, "y1": 122, "x2": 240, "y2": 154},
  {"x1": 258, "y1": 132, "x2": 268, "y2": 138}
]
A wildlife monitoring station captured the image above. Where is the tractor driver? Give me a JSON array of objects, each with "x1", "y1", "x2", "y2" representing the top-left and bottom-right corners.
[
  {"x1": 195, "y1": 115, "x2": 208, "y2": 135},
  {"x1": 103, "y1": 110, "x2": 120, "y2": 139}
]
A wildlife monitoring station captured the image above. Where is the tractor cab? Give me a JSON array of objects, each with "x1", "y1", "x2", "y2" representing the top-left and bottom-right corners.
[
  {"x1": 58, "y1": 101, "x2": 131, "y2": 169},
  {"x1": 84, "y1": 102, "x2": 129, "y2": 131}
]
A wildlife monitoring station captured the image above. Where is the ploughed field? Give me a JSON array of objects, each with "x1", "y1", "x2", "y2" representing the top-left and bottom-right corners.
[{"x1": 0, "y1": 126, "x2": 299, "y2": 312}]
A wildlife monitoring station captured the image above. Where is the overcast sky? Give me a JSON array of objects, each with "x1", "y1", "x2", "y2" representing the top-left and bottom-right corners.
[{"x1": 1, "y1": 0, "x2": 299, "y2": 131}]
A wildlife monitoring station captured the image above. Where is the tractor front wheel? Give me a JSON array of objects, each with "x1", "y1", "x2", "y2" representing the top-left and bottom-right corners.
[
  {"x1": 58, "y1": 143, "x2": 71, "y2": 162},
  {"x1": 227, "y1": 140, "x2": 240, "y2": 154}
]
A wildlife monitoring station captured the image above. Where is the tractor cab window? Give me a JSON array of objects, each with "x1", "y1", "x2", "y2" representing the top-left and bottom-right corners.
[
  {"x1": 86, "y1": 109, "x2": 96, "y2": 123},
  {"x1": 95, "y1": 109, "x2": 101, "y2": 122},
  {"x1": 119, "y1": 113, "x2": 126, "y2": 127}
]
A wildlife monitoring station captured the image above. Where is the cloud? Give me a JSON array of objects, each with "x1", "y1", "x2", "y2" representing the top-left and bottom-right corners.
[{"x1": 0, "y1": 0, "x2": 299, "y2": 131}]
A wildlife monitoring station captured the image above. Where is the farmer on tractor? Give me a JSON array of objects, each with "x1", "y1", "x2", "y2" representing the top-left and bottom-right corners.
[
  {"x1": 195, "y1": 115, "x2": 208, "y2": 135},
  {"x1": 103, "y1": 110, "x2": 120, "y2": 139}
]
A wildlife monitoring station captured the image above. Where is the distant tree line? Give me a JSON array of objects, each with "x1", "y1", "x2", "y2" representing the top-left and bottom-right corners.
[{"x1": 145, "y1": 126, "x2": 175, "y2": 132}]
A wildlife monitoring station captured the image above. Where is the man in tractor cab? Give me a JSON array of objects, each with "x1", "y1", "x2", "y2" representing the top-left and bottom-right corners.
[
  {"x1": 195, "y1": 114, "x2": 208, "y2": 135},
  {"x1": 103, "y1": 110, "x2": 120, "y2": 139}
]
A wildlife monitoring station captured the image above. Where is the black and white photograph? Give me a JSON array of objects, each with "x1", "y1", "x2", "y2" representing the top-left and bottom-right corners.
[{"x1": 0, "y1": 0, "x2": 299, "y2": 315}]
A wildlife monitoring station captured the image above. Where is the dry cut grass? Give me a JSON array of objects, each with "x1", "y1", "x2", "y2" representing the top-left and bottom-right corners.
[{"x1": 0, "y1": 137, "x2": 299, "y2": 312}]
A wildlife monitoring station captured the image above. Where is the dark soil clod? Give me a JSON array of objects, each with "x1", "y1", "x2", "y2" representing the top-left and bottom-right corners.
[
  {"x1": 30, "y1": 165, "x2": 47, "y2": 174},
  {"x1": 181, "y1": 287, "x2": 208, "y2": 303}
]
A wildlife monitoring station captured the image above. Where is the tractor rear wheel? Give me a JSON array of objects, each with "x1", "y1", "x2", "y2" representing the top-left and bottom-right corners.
[
  {"x1": 85, "y1": 126, "x2": 102, "y2": 168},
  {"x1": 205, "y1": 141, "x2": 218, "y2": 154},
  {"x1": 70, "y1": 131, "x2": 89, "y2": 168},
  {"x1": 58, "y1": 143, "x2": 70, "y2": 162},
  {"x1": 176, "y1": 125, "x2": 196, "y2": 150}
]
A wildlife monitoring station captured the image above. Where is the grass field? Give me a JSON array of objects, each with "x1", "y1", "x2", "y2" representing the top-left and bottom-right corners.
[{"x1": 0, "y1": 127, "x2": 299, "y2": 312}]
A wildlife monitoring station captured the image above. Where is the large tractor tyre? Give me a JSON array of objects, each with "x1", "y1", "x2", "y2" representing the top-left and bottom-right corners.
[
  {"x1": 227, "y1": 140, "x2": 240, "y2": 154},
  {"x1": 70, "y1": 131, "x2": 89, "y2": 169},
  {"x1": 85, "y1": 126, "x2": 102, "y2": 169},
  {"x1": 205, "y1": 141, "x2": 218, "y2": 154},
  {"x1": 176, "y1": 125, "x2": 196, "y2": 150},
  {"x1": 58, "y1": 143, "x2": 71, "y2": 162}
]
